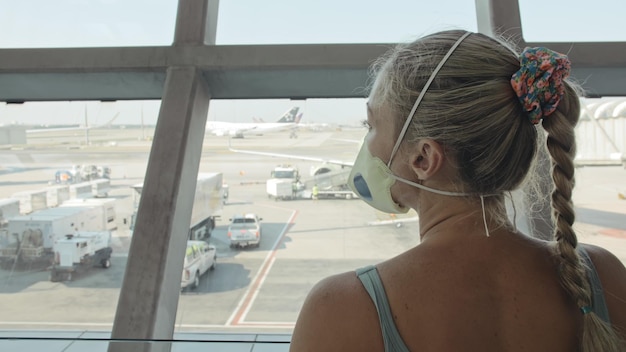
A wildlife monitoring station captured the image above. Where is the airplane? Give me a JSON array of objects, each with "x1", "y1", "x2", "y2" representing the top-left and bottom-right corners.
[{"x1": 206, "y1": 106, "x2": 302, "y2": 138}]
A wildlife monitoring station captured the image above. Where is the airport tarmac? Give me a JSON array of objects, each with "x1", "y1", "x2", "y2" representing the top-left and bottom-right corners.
[{"x1": 0, "y1": 127, "x2": 624, "y2": 335}]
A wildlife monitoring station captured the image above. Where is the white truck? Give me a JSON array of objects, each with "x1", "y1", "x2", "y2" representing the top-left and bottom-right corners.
[
  {"x1": 131, "y1": 172, "x2": 225, "y2": 240},
  {"x1": 266, "y1": 165, "x2": 301, "y2": 200},
  {"x1": 0, "y1": 206, "x2": 109, "y2": 267},
  {"x1": 49, "y1": 231, "x2": 113, "y2": 282}
]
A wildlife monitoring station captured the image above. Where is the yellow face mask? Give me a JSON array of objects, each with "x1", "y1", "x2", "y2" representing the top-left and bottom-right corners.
[{"x1": 348, "y1": 143, "x2": 408, "y2": 214}]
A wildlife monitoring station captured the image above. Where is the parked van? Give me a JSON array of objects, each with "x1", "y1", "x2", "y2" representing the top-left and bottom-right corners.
[{"x1": 181, "y1": 240, "x2": 216, "y2": 290}]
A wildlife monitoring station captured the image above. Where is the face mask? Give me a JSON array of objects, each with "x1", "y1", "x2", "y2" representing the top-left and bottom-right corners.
[
  {"x1": 348, "y1": 142, "x2": 472, "y2": 214},
  {"x1": 348, "y1": 143, "x2": 409, "y2": 214},
  {"x1": 349, "y1": 32, "x2": 472, "y2": 215}
]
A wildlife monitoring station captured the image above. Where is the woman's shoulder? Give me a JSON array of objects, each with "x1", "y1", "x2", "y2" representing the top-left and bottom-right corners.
[
  {"x1": 290, "y1": 269, "x2": 384, "y2": 352},
  {"x1": 302, "y1": 270, "x2": 369, "y2": 311},
  {"x1": 579, "y1": 243, "x2": 626, "y2": 334},
  {"x1": 580, "y1": 243, "x2": 626, "y2": 279}
]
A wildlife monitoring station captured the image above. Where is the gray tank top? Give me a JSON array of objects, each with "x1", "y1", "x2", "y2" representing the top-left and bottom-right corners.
[{"x1": 356, "y1": 249, "x2": 610, "y2": 352}]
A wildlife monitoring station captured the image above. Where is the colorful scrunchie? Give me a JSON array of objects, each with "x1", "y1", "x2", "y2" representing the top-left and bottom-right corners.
[{"x1": 510, "y1": 47, "x2": 571, "y2": 125}]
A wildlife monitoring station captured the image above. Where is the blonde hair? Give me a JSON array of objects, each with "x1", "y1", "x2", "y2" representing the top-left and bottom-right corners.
[{"x1": 368, "y1": 30, "x2": 624, "y2": 351}]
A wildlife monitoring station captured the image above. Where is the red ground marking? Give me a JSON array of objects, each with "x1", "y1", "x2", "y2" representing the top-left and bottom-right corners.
[
  {"x1": 230, "y1": 210, "x2": 299, "y2": 326},
  {"x1": 598, "y1": 228, "x2": 626, "y2": 239}
]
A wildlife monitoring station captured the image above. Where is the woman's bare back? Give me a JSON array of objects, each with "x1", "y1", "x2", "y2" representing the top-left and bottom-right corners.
[{"x1": 290, "y1": 231, "x2": 626, "y2": 351}]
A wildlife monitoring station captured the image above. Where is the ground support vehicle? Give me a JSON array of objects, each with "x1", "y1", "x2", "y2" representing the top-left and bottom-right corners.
[
  {"x1": 131, "y1": 173, "x2": 225, "y2": 240},
  {"x1": 266, "y1": 165, "x2": 302, "y2": 200},
  {"x1": 54, "y1": 165, "x2": 110, "y2": 184},
  {"x1": 266, "y1": 178, "x2": 297, "y2": 200},
  {"x1": 228, "y1": 214, "x2": 262, "y2": 249},
  {"x1": 302, "y1": 188, "x2": 359, "y2": 200},
  {"x1": 222, "y1": 183, "x2": 230, "y2": 204},
  {"x1": 181, "y1": 240, "x2": 216, "y2": 290},
  {"x1": 0, "y1": 206, "x2": 109, "y2": 269},
  {"x1": 49, "y1": 231, "x2": 112, "y2": 282},
  {"x1": 299, "y1": 167, "x2": 356, "y2": 199}
]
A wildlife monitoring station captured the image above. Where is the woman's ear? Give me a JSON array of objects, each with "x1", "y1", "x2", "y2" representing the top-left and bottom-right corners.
[{"x1": 411, "y1": 139, "x2": 444, "y2": 180}]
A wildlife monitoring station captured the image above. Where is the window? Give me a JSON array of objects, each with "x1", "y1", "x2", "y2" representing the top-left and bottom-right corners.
[
  {"x1": 519, "y1": 0, "x2": 626, "y2": 42},
  {"x1": 1, "y1": 1, "x2": 625, "y2": 350}
]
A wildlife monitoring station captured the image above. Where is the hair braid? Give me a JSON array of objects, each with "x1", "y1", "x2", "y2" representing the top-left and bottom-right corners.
[{"x1": 542, "y1": 85, "x2": 624, "y2": 351}]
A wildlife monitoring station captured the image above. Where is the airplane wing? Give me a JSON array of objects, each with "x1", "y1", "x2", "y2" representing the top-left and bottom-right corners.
[
  {"x1": 27, "y1": 112, "x2": 120, "y2": 134},
  {"x1": 228, "y1": 138, "x2": 354, "y2": 167}
]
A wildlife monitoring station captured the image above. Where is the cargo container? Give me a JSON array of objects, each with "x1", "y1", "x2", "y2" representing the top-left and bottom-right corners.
[
  {"x1": 90, "y1": 179, "x2": 111, "y2": 198},
  {"x1": 45, "y1": 185, "x2": 70, "y2": 207},
  {"x1": 69, "y1": 182, "x2": 94, "y2": 199},
  {"x1": 11, "y1": 190, "x2": 48, "y2": 214},
  {"x1": 60, "y1": 198, "x2": 117, "y2": 231}
]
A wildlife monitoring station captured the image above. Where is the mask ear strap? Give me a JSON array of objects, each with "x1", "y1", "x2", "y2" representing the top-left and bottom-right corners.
[
  {"x1": 387, "y1": 31, "x2": 472, "y2": 167},
  {"x1": 481, "y1": 195, "x2": 490, "y2": 237}
]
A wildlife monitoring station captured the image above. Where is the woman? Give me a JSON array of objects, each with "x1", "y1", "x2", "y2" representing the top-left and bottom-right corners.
[{"x1": 290, "y1": 30, "x2": 626, "y2": 352}]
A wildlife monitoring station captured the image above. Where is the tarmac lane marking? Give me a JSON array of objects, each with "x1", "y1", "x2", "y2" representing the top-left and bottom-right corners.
[
  {"x1": 598, "y1": 228, "x2": 626, "y2": 239},
  {"x1": 226, "y1": 209, "x2": 298, "y2": 326}
]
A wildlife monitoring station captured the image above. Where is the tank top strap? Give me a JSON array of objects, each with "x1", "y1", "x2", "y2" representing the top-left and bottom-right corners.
[
  {"x1": 356, "y1": 265, "x2": 410, "y2": 352},
  {"x1": 577, "y1": 246, "x2": 611, "y2": 323}
]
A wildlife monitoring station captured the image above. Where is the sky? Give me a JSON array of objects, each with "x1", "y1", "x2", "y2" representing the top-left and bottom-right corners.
[{"x1": 0, "y1": 0, "x2": 624, "y2": 126}]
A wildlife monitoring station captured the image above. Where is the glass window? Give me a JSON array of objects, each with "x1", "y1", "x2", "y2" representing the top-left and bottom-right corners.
[
  {"x1": 1, "y1": 97, "x2": 625, "y2": 339},
  {"x1": 0, "y1": 0, "x2": 178, "y2": 48},
  {"x1": 0, "y1": 0, "x2": 477, "y2": 48},
  {"x1": 519, "y1": 0, "x2": 626, "y2": 42},
  {"x1": 1, "y1": 0, "x2": 626, "y2": 346},
  {"x1": 216, "y1": 0, "x2": 477, "y2": 44}
]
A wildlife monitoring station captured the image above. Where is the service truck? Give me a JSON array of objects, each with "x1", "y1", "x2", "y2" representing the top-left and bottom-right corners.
[
  {"x1": 50, "y1": 231, "x2": 112, "y2": 282},
  {"x1": 0, "y1": 206, "x2": 108, "y2": 267},
  {"x1": 266, "y1": 165, "x2": 302, "y2": 200},
  {"x1": 131, "y1": 172, "x2": 225, "y2": 240}
]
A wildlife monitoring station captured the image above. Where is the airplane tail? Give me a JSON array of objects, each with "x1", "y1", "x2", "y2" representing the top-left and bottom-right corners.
[
  {"x1": 295, "y1": 113, "x2": 303, "y2": 124},
  {"x1": 276, "y1": 107, "x2": 300, "y2": 123}
]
